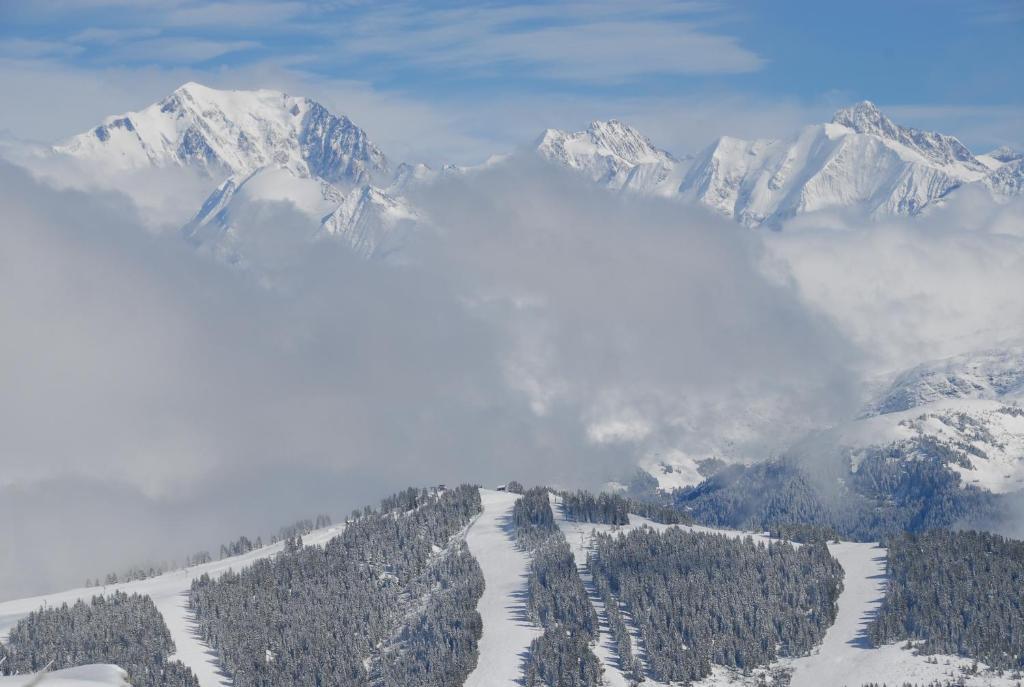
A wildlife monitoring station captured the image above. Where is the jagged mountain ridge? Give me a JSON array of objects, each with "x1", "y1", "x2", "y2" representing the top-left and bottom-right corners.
[
  {"x1": 537, "y1": 101, "x2": 1020, "y2": 226},
  {"x1": 535, "y1": 119, "x2": 683, "y2": 194}
]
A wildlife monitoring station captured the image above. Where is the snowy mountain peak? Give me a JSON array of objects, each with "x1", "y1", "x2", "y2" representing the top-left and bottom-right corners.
[
  {"x1": 832, "y1": 100, "x2": 986, "y2": 172},
  {"x1": 536, "y1": 118, "x2": 678, "y2": 191},
  {"x1": 584, "y1": 119, "x2": 676, "y2": 165},
  {"x1": 57, "y1": 83, "x2": 390, "y2": 186},
  {"x1": 830, "y1": 100, "x2": 888, "y2": 133}
]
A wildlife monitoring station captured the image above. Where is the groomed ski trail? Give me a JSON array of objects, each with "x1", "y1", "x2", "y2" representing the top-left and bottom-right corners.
[{"x1": 463, "y1": 489, "x2": 542, "y2": 687}]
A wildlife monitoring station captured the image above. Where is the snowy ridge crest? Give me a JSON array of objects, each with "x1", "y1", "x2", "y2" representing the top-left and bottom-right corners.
[
  {"x1": 536, "y1": 119, "x2": 681, "y2": 193},
  {"x1": 831, "y1": 101, "x2": 987, "y2": 172},
  {"x1": 539, "y1": 102, "x2": 1019, "y2": 226}
]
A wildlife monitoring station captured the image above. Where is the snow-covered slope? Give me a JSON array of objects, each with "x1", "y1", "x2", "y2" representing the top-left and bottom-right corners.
[
  {"x1": 824, "y1": 347, "x2": 1024, "y2": 495},
  {"x1": 867, "y1": 344, "x2": 1024, "y2": 415},
  {"x1": 838, "y1": 399, "x2": 1024, "y2": 494},
  {"x1": 0, "y1": 665, "x2": 130, "y2": 687},
  {"x1": 4, "y1": 488, "x2": 1021, "y2": 686},
  {"x1": 183, "y1": 166, "x2": 417, "y2": 261},
  {"x1": 56, "y1": 82, "x2": 389, "y2": 186}
]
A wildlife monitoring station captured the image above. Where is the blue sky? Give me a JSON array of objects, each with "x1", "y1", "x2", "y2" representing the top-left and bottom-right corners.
[{"x1": 0, "y1": 0, "x2": 1020, "y2": 163}]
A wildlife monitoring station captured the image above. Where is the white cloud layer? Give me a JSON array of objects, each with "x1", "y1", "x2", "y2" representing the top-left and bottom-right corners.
[{"x1": 0, "y1": 156, "x2": 858, "y2": 596}]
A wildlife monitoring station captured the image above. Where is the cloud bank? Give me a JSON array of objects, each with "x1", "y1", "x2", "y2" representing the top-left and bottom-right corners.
[
  {"x1": 2, "y1": 145, "x2": 1023, "y2": 598},
  {"x1": 0, "y1": 157, "x2": 858, "y2": 597}
]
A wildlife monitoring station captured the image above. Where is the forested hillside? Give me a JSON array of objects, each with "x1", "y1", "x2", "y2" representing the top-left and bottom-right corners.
[
  {"x1": 188, "y1": 485, "x2": 484, "y2": 687},
  {"x1": 4, "y1": 485, "x2": 1024, "y2": 687},
  {"x1": 869, "y1": 530, "x2": 1024, "y2": 670},
  {"x1": 673, "y1": 454, "x2": 1005, "y2": 542},
  {"x1": 0, "y1": 592, "x2": 197, "y2": 687},
  {"x1": 512, "y1": 488, "x2": 603, "y2": 687},
  {"x1": 589, "y1": 527, "x2": 844, "y2": 683}
]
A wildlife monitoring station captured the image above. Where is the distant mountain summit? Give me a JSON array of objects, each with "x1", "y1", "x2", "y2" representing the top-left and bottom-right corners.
[
  {"x1": 56, "y1": 83, "x2": 412, "y2": 263},
  {"x1": 57, "y1": 82, "x2": 390, "y2": 186},
  {"x1": 536, "y1": 119, "x2": 681, "y2": 193}
]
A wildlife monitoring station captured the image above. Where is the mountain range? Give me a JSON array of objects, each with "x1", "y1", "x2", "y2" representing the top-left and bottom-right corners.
[{"x1": 39, "y1": 83, "x2": 1022, "y2": 266}]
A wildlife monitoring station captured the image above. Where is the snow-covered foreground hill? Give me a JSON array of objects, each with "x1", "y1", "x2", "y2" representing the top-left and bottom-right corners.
[
  {"x1": 2, "y1": 489, "x2": 1019, "y2": 686},
  {"x1": 0, "y1": 665, "x2": 129, "y2": 687},
  {"x1": 0, "y1": 522, "x2": 345, "y2": 687}
]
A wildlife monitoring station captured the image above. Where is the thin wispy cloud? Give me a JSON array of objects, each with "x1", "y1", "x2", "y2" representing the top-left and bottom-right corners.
[
  {"x1": 5, "y1": 1, "x2": 764, "y2": 80},
  {"x1": 110, "y1": 37, "x2": 259, "y2": 64},
  {"x1": 0, "y1": 38, "x2": 83, "y2": 59},
  {"x1": 333, "y1": 2, "x2": 763, "y2": 80}
]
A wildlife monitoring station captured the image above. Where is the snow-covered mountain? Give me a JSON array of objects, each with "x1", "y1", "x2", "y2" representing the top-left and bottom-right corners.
[
  {"x1": 537, "y1": 102, "x2": 1020, "y2": 226},
  {"x1": 980, "y1": 145, "x2": 1023, "y2": 166},
  {"x1": 54, "y1": 83, "x2": 413, "y2": 261},
  {"x1": 825, "y1": 346, "x2": 1024, "y2": 495},
  {"x1": 57, "y1": 82, "x2": 390, "y2": 186},
  {"x1": 681, "y1": 101, "x2": 993, "y2": 225}
]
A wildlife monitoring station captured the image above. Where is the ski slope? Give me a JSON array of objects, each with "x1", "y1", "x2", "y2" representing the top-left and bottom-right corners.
[
  {"x1": 0, "y1": 522, "x2": 346, "y2": 687},
  {"x1": 787, "y1": 539, "x2": 1019, "y2": 686},
  {"x1": 788, "y1": 542, "x2": 887, "y2": 687},
  {"x1": 463, "y1": 489, "x2": 543, "y2": 687},
  {"x1": 0, "y1": 665, "x2": 129, "y2": 687}
]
